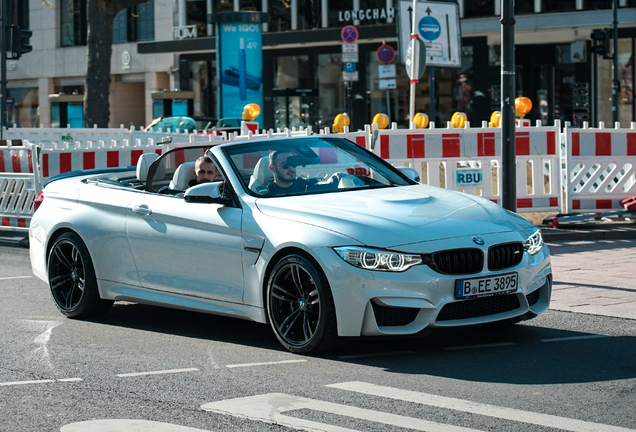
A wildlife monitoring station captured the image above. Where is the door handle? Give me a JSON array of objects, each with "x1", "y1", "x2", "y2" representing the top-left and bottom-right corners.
[{"x1": 132, "y1": 204, "x2": 152, "y2": 216}]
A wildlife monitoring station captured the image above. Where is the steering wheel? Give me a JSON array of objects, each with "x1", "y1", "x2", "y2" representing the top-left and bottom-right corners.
[{"x1": 337, "y1": 174, "x2": 366, "y2": 189}]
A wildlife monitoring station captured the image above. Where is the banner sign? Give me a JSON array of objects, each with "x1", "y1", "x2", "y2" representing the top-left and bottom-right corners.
[{"x1": 217, "y1": 21, "x2": 264, "y2": 127}]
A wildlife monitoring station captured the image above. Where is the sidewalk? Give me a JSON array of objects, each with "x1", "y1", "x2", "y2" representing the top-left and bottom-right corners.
[{"x1": 544, "y1": 223, "x2": 636, "y2": 321}]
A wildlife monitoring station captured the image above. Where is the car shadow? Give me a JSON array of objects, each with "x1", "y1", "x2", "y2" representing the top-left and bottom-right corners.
[
  {"x1": 331, "y1": 315, "x2": 636, "y2": 385},
  {"x1": 89, "y1": 303, "x2": 636, "y2": 386},
  {"x1": 90, "y1": 302, "x2": 282, "y2": 351}
]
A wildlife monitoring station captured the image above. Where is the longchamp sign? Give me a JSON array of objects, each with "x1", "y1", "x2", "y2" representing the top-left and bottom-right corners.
[{"x1": 338, "y1": 8, "x2": 395, "y2": 22}]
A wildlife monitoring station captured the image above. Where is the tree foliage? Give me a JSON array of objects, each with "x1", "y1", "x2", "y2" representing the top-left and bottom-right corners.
[{"x1": 84, "y1": 0, "x2": 149, "y2": 127}]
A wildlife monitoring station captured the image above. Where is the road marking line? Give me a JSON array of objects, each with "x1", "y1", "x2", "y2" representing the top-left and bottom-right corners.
[
  {"x1": 116, "y1": 368, "x2": 199, "y2": 377},
  {"x1": 61, "y1": 419, "x2": 210, "y2": 431},
  {"x1": 328, "y1": 381, "x2": 636, "y2": 432},
  {"x1": 0, "y1": 276, "x2": 32, "y2": 281},
  {"x1": 441, "y1": 342, "x2": 514, "y2": 351},
  {"x1": 541, "y1": 334, "x2": 610, "y2": 342},
  {"x1": 225, "y1": 359, "x2": 307, "y2": 368},
  {"x1": 0, "y1": 377, "x2": 82, "y2": 387},
  {"x1": 202, "y1": 393, "x2": 481, "y2": 432},
  {"x1": 339, "y1": 350, "x2": 415, "y2": 359}
]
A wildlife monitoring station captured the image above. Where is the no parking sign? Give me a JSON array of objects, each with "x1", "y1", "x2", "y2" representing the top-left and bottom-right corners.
[
  {"x1": 376, "y1": 43, "x2": 395, "y2": 64},
  {"x1": 341, "y1": 25, "x2": 358, "y2": 43}
]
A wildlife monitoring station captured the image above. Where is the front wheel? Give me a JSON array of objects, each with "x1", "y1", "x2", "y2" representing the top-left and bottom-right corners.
[
  {"x1": 266, "y1": 255, "x2": 340, "y2": 354},
  {"x1": 47, "y1": 232, "x2": 113, "y2": 318}
]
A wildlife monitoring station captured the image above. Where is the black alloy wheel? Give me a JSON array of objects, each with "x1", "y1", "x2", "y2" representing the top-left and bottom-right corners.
[
  {"x1": 267, "y1": 254, "x2": 340, "y2": 354},
  {"x1": 47, "y1": 232, "x2": 112, "y2": 318}
]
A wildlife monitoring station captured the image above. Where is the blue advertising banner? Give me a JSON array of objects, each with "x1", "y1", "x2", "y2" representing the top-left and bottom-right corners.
[{"x1": 217, "y1": 21, "x2": 263, "y2": 127}]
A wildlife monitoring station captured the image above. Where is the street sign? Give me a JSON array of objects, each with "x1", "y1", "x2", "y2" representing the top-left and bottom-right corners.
[
  {"x1": 376, "y1": 43, "x2": 395, "y2": 64},
  {"x1": 341, "y1": 25, "x2": 359, "y2": 43},
  {"x1": 378, "y1": 64, "x2": 396, "y2": 78},
  {"x1": 398, "y1": 1, "x2": 461, "y2": 68},
  {"x1": 342, "y1": 52, "x2": 359, "y2": 63},
  {"x1": 405, "y1": 37, "x2": 427, "y2": 80},
  {"x1": 344, "y1": 62, "x2": 356, "y2": 72},
  {"x1": 343, "y1": 71, "x2": 359, "y2": 81},
  {"x1": 342, "y1": 43, "x2": 358, "y2": 53},
  {"x1": 379, "y1": 79, "x2": 397, "y2": 90}
]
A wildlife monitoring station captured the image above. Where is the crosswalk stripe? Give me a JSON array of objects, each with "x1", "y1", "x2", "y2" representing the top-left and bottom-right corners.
[
  {"x1": 202, "y1": 393, "x2": 482, "y2": 432},
  {"x1": 328, "y1": 381, "x2": 636, "y2": 432}
]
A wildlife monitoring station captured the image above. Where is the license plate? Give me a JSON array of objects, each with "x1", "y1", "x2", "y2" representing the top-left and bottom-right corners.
[{"x1": 455, "y1": 273, "x2": 518, "y2": 299}]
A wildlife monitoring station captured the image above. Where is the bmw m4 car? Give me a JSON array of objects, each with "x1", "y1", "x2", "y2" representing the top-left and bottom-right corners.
[{"x1": 29, "y1": 136, "x2": 551, "y2": 354}]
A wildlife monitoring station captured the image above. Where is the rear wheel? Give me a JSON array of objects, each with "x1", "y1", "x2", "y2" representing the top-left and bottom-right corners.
[
  {"x1": 267, "y1": 255, "x2": 340, "y2": 354},
  {"x1": 47, "y1": 232, "x2": 113, "y2": 318}
]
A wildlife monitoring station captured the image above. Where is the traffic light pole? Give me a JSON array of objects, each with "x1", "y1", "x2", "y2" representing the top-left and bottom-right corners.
[
  {"x1": 501, "y1": 0, "x2": 516, "y2": 212},
  {"x1": 1, "y1": 0, "x2": 7, "y2": 138},
  {"x1": 612, "y1": 0, "x2": 619, "y2": 125}
]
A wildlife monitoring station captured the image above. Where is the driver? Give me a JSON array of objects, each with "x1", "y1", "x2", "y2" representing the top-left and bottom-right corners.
[
  {"x1": 267, "y1": 150, "x2": 343, "y2": 195},
  {"x1": 190, "y1": 156, "x2": 219, "y2": 187}
]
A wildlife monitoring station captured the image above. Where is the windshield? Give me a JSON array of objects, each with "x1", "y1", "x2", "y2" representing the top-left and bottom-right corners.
[{"x1": 222, "y1": 137, "x2": 412, "y2": 197}]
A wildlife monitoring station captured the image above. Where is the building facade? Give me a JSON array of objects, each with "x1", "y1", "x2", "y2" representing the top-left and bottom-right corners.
[{"x1": 5, "y1": 0, "x2": 636, "y2": 130}]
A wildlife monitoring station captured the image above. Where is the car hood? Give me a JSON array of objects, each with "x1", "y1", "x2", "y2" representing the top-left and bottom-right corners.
[{"x1": 253, "y1": 185, "x2": 533, "y2": 248}]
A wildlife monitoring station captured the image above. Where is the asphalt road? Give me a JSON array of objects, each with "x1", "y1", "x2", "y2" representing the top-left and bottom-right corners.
[{"x1": 1, "y1": 238, "x2": 635, "y2": 432}]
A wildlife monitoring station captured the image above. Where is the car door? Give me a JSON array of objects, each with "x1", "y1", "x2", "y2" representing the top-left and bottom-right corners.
[{"x1": 126, "y1": 192, "x2": 244, "y2": 303}]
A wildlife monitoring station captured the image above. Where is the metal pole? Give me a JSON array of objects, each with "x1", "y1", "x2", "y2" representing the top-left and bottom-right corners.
[
  {"x1": 1, "y1": 0, "x2": 7, "y2": 138},
  {"x1": 612, "y1": 0, "x2": 619, "y2": 124},
  {"x1": 408, "y1": 0, "x2": 417, "y2": 122},
  {"x1": 501, "y1": 0, "x2": 516, "y2": 211},
  {"x1": 386, "y1": 90, "x2": 391, "y2": 123},
  {"x1": 429, "y1": 67, "x2": 436, "y2": 125}
]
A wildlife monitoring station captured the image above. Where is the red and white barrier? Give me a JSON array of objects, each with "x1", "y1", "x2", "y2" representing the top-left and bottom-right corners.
[
  {"x1": 367, "y1": 121, "x2": 561, "y2": 213},
  {"x1": 563, "y1": 122, "x2": 636, "y2": 213},
  {"x1": 0, "y1": 144, "x2": 39, "y2": 232}
]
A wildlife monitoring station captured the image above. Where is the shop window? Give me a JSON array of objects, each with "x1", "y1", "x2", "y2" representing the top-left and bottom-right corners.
[
  {"x1": 543, "y1": 0, "x2": 576, "y2": 12},
  {"x1": 515, "y1": 2, "x2": 534, "y2": 14},
  {"x1": 317, "y1": 54, "x2": 346, "y2": 128},
  {"x1": 61, "y1": 0, "x2": 87, "y2": 47},
  {"x1": 464, "y1": 0, "x2": 495, "y2": 18},
  {"x1": 113, "y1": 1, "x2": 155, "y2": 43},
  {"x1": 274, "y1": 55, "x2": 312, "y2": 88},
  {"x1": 300, "y1": 0, "x2": 321, "y2": 29},
  {"x1": 186, "y1": 0, "x2": 208, "y2": 37},
  {"x1": 269, "y1": 0, "x2": 291, "y2": 31},
  {"x1": 7, "y1": 87, "x2": 39, "y2": 128},
  {"x1": 585, "y1": 0, "x2": 613, "y2": 9}
]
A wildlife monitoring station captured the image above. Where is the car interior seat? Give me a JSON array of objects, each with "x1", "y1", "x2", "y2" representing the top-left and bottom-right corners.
[
  {"x1": 248, "y1": 156, "x2": 273, "y2": 192},
  {"x1": 136, "y1": 153, "x2": 160, "y2": 182},
  {"x1": 170, "y1": 161, "x2": 197, "y2": 190}
]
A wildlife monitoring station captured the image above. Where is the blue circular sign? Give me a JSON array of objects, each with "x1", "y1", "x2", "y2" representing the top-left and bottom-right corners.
[{"x1": 418, "y1": 16, "x2": 441, "y2": 41}]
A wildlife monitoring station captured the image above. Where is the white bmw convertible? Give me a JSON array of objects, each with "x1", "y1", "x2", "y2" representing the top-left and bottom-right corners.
[{"x1": 29, "y1": 136, "x2": 551, "y2": 354}]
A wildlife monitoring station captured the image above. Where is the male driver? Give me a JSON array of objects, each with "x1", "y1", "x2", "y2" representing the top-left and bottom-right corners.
[
  {"x1": 189, "y1": 156, "x2": 219, "y2": 187},
  {"x1": 267, "y1": 150, "x2": 342, "y2": 195}
]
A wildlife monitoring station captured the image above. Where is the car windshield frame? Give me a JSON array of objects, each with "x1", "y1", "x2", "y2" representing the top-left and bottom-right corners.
[{"x1": 221, "y1": 137, "x2": 415, "y2": 198}]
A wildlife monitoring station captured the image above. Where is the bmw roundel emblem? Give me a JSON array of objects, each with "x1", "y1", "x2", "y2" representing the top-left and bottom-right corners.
[{"x1": 472, "y1": 237, "x2": 485, "y2": 245}]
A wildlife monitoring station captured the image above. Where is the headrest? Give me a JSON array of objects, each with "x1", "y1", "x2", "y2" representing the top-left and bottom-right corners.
[
  {"x1": 248, "y1": 156, "x2": 273, "y2": 191},
  {"x1": 171, "y1": 161, "x2": 197, "y2": 190},
  {"x1": 136, "y1": 153, "x2": 160, "y2": 182}
]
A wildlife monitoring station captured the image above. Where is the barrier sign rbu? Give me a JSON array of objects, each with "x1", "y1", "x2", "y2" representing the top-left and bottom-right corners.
[
  {"x1": 456, "y1": 168, "x2": 483, "y2": 187},
  {"x1": 398, "y1": 1, "x2": 461, "y2": 68}
]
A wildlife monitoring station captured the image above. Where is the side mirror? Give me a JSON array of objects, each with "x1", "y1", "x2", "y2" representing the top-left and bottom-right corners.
[
  {"x1": 395, "y1": 166, "x2": 420, "y2": 183},
  {"x1": 184, "y1": 181, "x2": 232, "y2": 205}
]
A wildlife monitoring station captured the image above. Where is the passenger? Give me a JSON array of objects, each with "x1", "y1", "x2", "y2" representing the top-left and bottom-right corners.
[
  {"x1": 267, "y1": 150, "x2": 342, "y2": 195},
  {"x1": 190, "y1": 156, "x2": 219, "y2": 187}
]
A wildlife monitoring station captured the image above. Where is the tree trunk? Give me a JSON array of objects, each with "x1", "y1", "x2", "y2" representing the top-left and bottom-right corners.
[{"x1": 84, "y1": 0, "x2": 148, "y2": 128}]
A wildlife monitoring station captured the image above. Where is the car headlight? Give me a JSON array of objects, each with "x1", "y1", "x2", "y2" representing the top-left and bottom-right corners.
[
  {"x1": 334, "y1": 246, "x2": 422, "y2": 272},
  {"x1": 523, "y1": 229, "x2": 544, "y2": 255}
]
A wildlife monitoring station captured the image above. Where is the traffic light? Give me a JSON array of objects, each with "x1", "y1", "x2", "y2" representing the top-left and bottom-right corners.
[
  {"x1": 590, "y1": 28, "x2": 611, "y2": 60},
  {"x1": 8, "y1": 25, "x2": 32, "y2": 60}
]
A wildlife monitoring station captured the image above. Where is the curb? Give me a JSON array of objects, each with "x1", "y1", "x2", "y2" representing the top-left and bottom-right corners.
[
  {"x1": 541, "y1": 225, "x2": 636, "y2": 242},
  {"x1": 549, "y1": 306, "x2": 636, "y2": 321}
]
